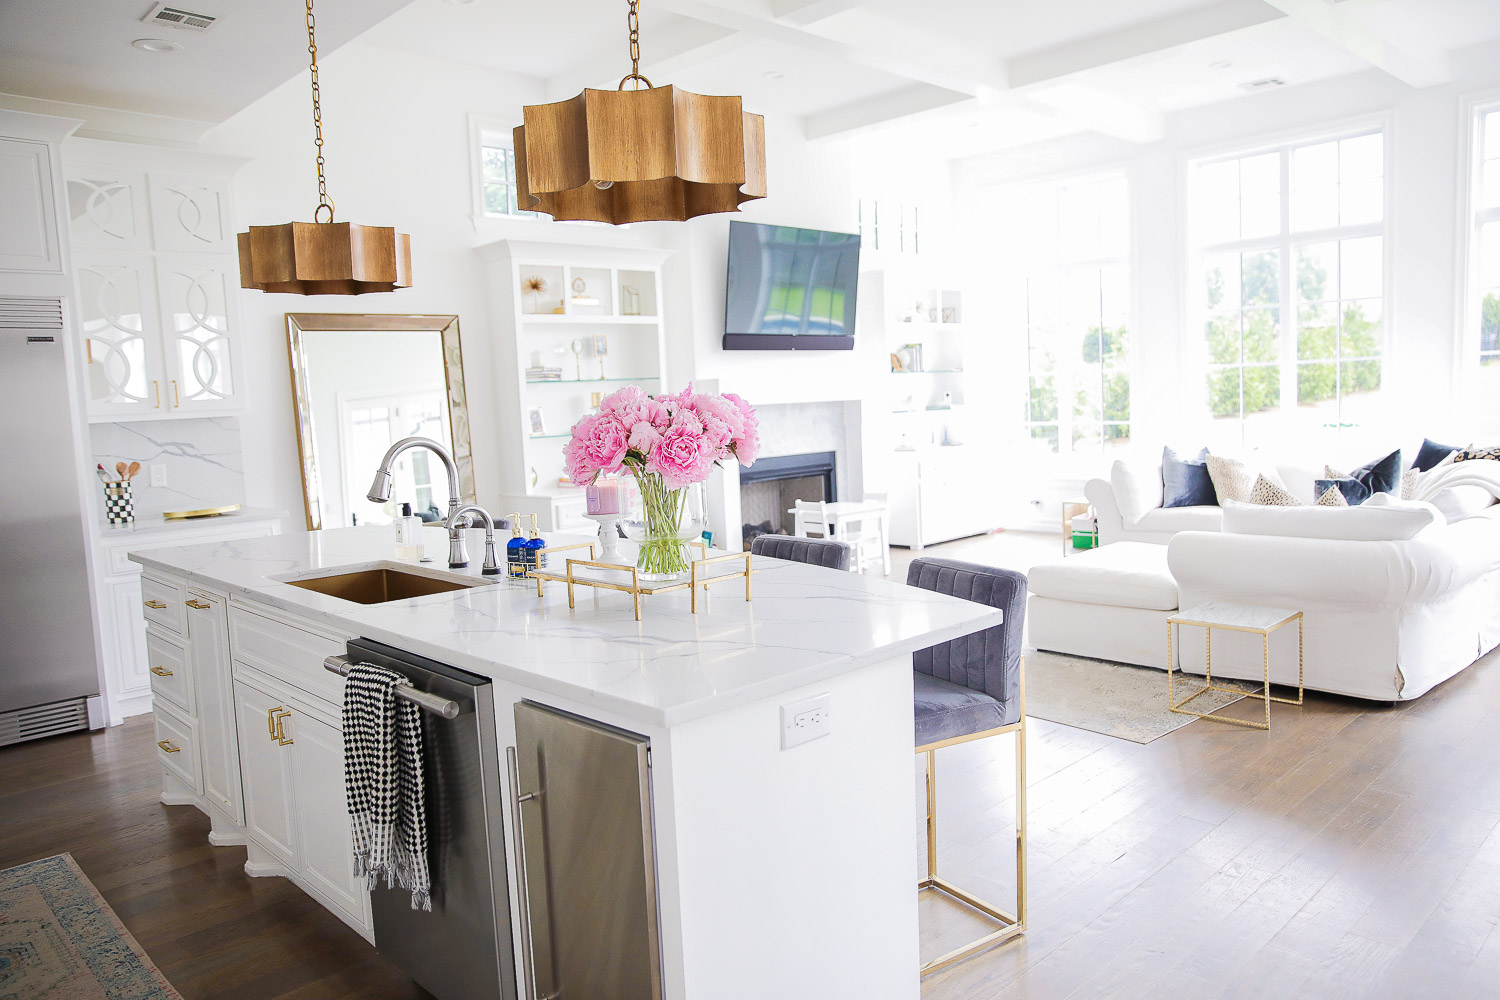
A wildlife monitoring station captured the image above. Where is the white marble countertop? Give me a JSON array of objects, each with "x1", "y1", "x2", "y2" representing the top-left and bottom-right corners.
[
  {"x1": 129, "y1": 525, "x2": 1002, "y2": 727},
  {"x1": 99, "y1": 506, "x2": 287, "y2": 542}
]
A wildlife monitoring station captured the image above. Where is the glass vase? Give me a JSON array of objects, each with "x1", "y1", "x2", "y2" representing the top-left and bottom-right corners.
[{"x1": 622, "y1": 474, "x2": 706, "y2": 582}]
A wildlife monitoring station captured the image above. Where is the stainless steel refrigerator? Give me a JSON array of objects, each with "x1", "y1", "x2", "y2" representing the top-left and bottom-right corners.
[{"x1": 1, "y1": 298, "x2": 102, "y2": 745}]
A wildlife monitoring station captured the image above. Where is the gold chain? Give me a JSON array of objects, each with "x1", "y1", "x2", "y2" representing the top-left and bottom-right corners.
[
  {"x1": 618, "y1": 0, "x2": 652, "y2": 91},
  {"x1": 306, "y1": 0, "x2": 334, "y2": 222}
]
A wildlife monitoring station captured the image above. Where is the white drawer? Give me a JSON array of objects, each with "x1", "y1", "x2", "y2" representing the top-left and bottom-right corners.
[
  {"x1": 153, "y1": 700, "x2": 201, "y2": 794},
  {"x1": 229, "y1": 604, "x2": 348, "y2": 707},
  {"x1": 141, "y1": 575, "x2": 187, "y2": 636},
  {"x1": 145, "y1": 627, "x2": 193, "y2": 714}
]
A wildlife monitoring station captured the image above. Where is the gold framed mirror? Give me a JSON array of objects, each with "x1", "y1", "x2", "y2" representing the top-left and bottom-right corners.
[{"x1": 286, "y1": 313, "x2": 475, "y2": 530}]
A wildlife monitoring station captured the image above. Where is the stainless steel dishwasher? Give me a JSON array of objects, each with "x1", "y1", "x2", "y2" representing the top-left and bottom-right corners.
[{"x1": 331, "y1": 638, "x2": 516, "y2": 1000}]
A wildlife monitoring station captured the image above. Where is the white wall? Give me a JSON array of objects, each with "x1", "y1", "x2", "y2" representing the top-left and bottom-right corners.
[{"x1": 952, "y1": 39, "x2": 1500, "y2": 527}]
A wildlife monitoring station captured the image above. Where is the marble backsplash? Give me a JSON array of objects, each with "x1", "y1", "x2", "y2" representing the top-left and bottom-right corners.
[{"x1": 91, "y1": 417, "x2": 245, "y2": 518}]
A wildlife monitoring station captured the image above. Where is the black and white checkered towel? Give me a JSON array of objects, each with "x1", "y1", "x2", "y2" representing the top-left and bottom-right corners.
[{"x1": 343, "y1": 662, "x2": 431, "y2": 911}]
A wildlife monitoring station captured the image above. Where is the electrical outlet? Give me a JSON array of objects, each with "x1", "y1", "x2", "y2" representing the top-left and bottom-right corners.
[
  {"x1": 780, "y1": 693, "x2": 831, "y2": 750},
  {"x1": 149, "y1": 464, "x2": 168, "y2": 487}
]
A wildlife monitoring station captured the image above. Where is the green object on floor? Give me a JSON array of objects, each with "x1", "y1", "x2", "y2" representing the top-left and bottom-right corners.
[
  {"x1": 0, "y1": 853, "x2": 184, "y2": 999},
  {"x1": 1071, "y1": 530, "x2": 1096, "y2": 550}
]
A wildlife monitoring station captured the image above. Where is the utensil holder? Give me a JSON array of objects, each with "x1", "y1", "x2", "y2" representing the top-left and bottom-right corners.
[{"x1": 104, "y1": 480, "x2": 134, "y2": 524}]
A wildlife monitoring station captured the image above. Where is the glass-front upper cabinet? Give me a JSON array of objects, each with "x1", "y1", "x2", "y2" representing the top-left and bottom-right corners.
[{"x1": 66, "y1": 165, "x2": 242, "y2": 420}]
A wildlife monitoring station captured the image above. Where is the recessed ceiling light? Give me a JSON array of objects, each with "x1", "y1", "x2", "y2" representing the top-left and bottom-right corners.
[
  {"x1": 762, "y1": 70, "x2": 785, "y2": 81},
  {"x1": 132, "y1": 37, "x2": 183, "y2": 53}
]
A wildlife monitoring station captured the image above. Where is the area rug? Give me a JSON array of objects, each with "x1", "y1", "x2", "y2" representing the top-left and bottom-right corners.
[
  {"x1": 1025, "y1": 649, "x2": 1247, "y2": 744},
  {"x1": 0, "y1": 853, "x2": 182, "y2": 1000}
]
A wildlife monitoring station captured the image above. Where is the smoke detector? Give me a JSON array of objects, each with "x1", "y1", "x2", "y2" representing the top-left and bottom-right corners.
[
  {"x1": 141, "y1": 4, "x2": 218, "y2": 33},
  {"x1": 1239, "y1": 77, "x2": 1286, "y2": 92}
]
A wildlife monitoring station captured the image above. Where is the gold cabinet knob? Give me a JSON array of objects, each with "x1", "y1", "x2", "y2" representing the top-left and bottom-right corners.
[
  {"x1": 150, "y1": 666, "x2": 173, "y2": 677},
  {"x1": 156, "y1": 740, "x2": 181, "y2": 753},
  {"x1": 144, "y1": 599, "x2": 167, "y2": 609},
  {"x1": 185, "y1": 599, "x2": 211, "y2": 610}
]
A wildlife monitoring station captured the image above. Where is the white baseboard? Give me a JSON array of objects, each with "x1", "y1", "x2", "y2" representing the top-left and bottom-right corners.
[
  {"x1": 244, "y1": 858, "x2": 290, "y2": 878},
  {"x1": 159, "y1": 790, "x2": 196, "y2": 806},
  {"x1": 208, "y1": 829, "x2": 247, "y2": 847}
]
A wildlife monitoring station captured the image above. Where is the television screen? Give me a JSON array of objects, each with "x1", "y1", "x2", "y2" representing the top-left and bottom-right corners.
[{"x1": 723, "y1": 221, "x2": 861, "y2": 350}]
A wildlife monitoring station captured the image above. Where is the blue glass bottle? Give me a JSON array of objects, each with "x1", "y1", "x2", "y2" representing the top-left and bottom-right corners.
[
  {"x1": 506, "y1": 513, "x2": 528, "y2": 579},
  {"x1": 523, "y1": 513, "x2": 547, "y2": 572}
]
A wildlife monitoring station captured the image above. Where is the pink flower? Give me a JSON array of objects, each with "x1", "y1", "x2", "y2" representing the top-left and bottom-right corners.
[
  {"x1": 722, "y1": 392, "x2": 760, "y2": 466},
  {"x1": 563, "y1": 412, "x2": 629, "y2": 484},
  {"x1": 628, "y1": 420, "x2": 663, "y2": 456},
  {"x1": 648, "y1": 423, "x2": 716, "y2": 489}
]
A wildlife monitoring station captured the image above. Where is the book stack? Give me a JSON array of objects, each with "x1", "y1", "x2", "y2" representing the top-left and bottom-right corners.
[{"x1": 525, "y1": 366, "x2": 563, "y2": 382}]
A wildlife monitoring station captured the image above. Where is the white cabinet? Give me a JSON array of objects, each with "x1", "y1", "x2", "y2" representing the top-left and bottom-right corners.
[
  {"x1": 233, "y1": 675, "x2": 299, "y2": 866},
  {"x1": 885, "y1": 449, "x2": 995, "y2": 550},
  {"x1": 66, "y1": 163, "x2": 242, "y2": 421},
  {"x1": 288, "y1": 708, "x2": 371, "y2": 926},
  {"x1": 187, "y1": 589, "x2": 243, "y2": 826},
  {"x1": 0, "y1": 137, "x2": 63, "y2": 274}
]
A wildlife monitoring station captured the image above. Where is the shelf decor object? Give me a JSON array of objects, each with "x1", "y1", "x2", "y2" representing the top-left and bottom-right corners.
[
  {"x1": 564, "y1": 384, "x2": 759, "y2": 581},
  {"x1": 512, "y1": 0, "x2": 766, "y2": 224},
  {"x1": 236, "y1": 0, "x2": 412, "y2": 295}
]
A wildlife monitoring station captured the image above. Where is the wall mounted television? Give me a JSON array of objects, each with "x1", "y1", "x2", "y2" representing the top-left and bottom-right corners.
[{"x1": 723, "y1": 220, "x2": 861, "y2": 350}]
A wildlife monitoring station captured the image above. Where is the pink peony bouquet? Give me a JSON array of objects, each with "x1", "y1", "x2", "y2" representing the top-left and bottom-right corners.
[{"x1": 563, "y1": 383, "x2": 759, "y2": 488}]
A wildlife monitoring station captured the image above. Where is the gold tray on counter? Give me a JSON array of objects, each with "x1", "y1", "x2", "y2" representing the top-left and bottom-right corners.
[{"x1": 162, "y1": 503, "x2": 243, "y2": 520}]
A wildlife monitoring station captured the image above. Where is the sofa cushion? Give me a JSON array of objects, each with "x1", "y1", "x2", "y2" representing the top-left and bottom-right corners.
[
  {"x1": 1110, "y1": 459, "x2": 1163, "y2": 524},
  {"x1": 1430, "y1": 485, "x2": 1497, "y2": 522},
  {"x1": 1220, "y1": 499, "x2": 1442, "y2": 541},
  {"x1": 1327, "y1": 448, "x2": 1403, "y2": 499},
  {"x1": 1162, "y1": 446, "x2": 1216, "y2": 508},
  {"x1": 1455, "y1": 444, "x2": 1500, "y2": 463},
  {"x1": 1027, "y1": 541, "x2": 1178, "y2": 611},
  {"x1": 1316, "y1": 475, "x2": 1371, "y2": 506},
  {"x1": 913, "y1": 672, "x2": 1010, "y2": 746},
  {"x1": 1132, "y1": 506, "x2": 1223, "y2": 534},
  {"x1": 1205, "y1": 454, "x2": 1255, "y2": 504},
  {"x1": 1249, "y1": 473, "x2": 1302, "y2": 506}
]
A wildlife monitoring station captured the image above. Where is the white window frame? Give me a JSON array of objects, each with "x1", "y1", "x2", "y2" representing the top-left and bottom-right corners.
[
  {"x1": 469, "y1": 116, "x2": 541, "y2": 222},
  {"x1": 1458, "y1": 92, "x2": 1500, "y2": 428},
  {"x1": 1184, "y1": 117, "x2": 1393, "y2": 446},
  {"x1": 1015, "y1": 171, "x2": 1134, "y2": 459}
]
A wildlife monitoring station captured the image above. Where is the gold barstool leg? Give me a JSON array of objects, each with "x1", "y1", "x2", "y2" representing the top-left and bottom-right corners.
[{"x1": 925, "y1": 748, "x2": 938, "y2": 879}]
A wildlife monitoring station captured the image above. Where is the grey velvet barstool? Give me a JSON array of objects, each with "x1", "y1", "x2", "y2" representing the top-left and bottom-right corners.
[
  {"x1": 907, "y1": 556, "x2": 1028, "y2": 974},
  {"x1": 749, "y1": 534, "x2": 852, "y2": 571}
]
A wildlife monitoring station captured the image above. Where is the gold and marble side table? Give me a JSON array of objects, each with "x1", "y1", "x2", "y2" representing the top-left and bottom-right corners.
[{"x1": 1167, "y1": 601, "x2": 1304, "y2": 731}]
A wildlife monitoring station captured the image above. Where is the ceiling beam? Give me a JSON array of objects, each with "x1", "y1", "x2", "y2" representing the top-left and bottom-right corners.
[
  {"x1": 1258, "y1": 0, "x2": 1450, "y2": 88},
  {"x1": 1007, "y1": 0, "x2": 1285, "y2": 89},
  {"x1": 771, "y1": 0, "x2": 866, "y2": 28},
  {"x1": 544, "y1": 17, "x2": 741, "y2": 100},
  {"x1": 803, "y1": 82, "x2": 974, "y2": 139}
]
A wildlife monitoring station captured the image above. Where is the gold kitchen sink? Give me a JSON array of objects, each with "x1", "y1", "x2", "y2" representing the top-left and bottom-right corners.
[{"x1": 281, "y1": 566, "x2": 487, "y2": 605}]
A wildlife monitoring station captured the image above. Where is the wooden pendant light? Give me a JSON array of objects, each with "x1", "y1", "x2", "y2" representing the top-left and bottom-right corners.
[
  {"x1": 236, "y1": 0, "x2": 411, "y2": 295},
  {"x1": 514, "y1": 0, "x2": 766, "y2": 225}
]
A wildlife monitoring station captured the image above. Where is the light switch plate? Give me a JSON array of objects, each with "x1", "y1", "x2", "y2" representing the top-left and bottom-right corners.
[{"x1": 781, "y1": 693, "x2": 831, "y2": 750}]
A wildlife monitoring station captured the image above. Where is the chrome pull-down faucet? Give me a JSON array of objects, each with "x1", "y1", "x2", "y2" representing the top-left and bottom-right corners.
[
  {"x1": 367, "y1": 436, "x2": 469, "y2": 569},
  {"x1": 448, "y1": 504, "x2": 503, "y2": 576}
]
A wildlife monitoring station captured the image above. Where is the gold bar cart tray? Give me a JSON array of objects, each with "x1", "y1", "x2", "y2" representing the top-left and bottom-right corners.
[{"x1": 529, "y1": 542, "x2": 754, "y2": 620}]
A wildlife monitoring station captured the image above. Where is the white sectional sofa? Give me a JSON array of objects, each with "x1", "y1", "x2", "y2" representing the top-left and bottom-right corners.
[
  {"x1": 1030, "y1": 499, "x2": 1500, "y2": 701},
  {"x1": 1085, "y1": 459, "x2": 1314, "y2": 545}
]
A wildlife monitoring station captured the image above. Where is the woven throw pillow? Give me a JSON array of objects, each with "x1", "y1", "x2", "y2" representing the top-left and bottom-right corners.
[
  {"x1": 1249, "y1": 473, "x2": 1303, "y2": 506},
  {"x1": 1205, "y1": 454, "x2": 1256, "y2": 504},
  {"x1": 1401, "y1": 468, "x2": 1418, "y2": 501},
  {"x1": 1454, "y1": 445, "x2": 1500, "y2": 462},
  {"x1": 1317, "y1": 484, "x2": 1349, "y2": 507}
]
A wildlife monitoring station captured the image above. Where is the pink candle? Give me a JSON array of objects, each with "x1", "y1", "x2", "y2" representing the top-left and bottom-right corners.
[{"x1": 586, "y1": 478, "x2": 621, "y2": 515}]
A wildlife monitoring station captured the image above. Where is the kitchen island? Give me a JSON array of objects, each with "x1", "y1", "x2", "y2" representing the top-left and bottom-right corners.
[{"x1": 130, "y1": 525, "x2": 1004, "y2": 1000}]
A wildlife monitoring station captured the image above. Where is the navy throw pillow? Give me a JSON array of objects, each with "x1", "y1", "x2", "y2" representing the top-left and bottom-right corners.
[
  {"x1": 1162, "y1": 446, "x2": 1217, "y2": 508},
  {"x1": 1351, "y1": 448, "x2": 1403, "y2": 496},
  {"x1": 1315, "y1": 476, "x2": 1370, "y2": 506},
  {"x1": 1412, "y1": 438, "x2": 1462, "y2": 472}
]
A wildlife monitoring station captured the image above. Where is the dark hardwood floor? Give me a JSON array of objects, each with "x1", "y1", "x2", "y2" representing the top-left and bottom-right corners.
[
  {"x1": 5, "y1": 643, "x2": 1500, "y2": 999},
  {"x1": 0, "y1": 716, "x2": 428, "y2": 1000}
]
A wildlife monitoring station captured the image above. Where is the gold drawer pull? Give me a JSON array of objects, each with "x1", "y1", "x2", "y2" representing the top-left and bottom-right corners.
[
  {"x1": 150, "y1": 666, "x2": 173, "y2": 677},
  {"x1": 185, "y1": 599, "x2": 211, "y2": 610},
  {"x1": 270, "y1": 708, "x2": 294, "y2": 746},
  {"x1": 144, "y1": 599, "x2": 167, "y2": 609},
  {"x1": 157, "y1": 740, "x2": 181, "y2": 754}
]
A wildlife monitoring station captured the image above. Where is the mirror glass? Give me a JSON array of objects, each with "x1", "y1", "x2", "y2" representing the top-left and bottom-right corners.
[{"x1": 287, "y1": 314, "x2": 475, "y2": 530}]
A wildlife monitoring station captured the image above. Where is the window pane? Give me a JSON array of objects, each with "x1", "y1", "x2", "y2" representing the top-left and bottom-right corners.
[
  {"x1": 1297, "y1": 361, "x2": 1337, "y2": 408},
  {"x1": 1483, "y1": 291, "x2": 1500, "y2": 355},
  {"x1": 1099, "y1": 264, "x2": 1128, "y2": 333},
  {"x1": 1341, "y1": 359, "x2": 1381, "y2": 396},
  {"x1": 1206, "y1": 367, "x2": 1242, "y2": 420},
  {"x1": 1103, "y1": 371, "x2": 1130, "y2": 421},
  {"x1": 1296, "y1": 242, "x2": 1338, "y2": 303},
  {"x1": 1484, "y1": 111, "x2": 1500, "y2": 160},
  {"x1": 1028, "y1": 366, "x2": 1058, "y2": 422},
  {"x1": 1104, "y1": 422, "x2": 1130, "y2": 447},
  {"x1": 1030, "y1": 424, "x2": 1059, "y2": 453},
  {"x1": 1240, "y1": 152, "x2": 1281, "y2": 238},
  {"x1": 1243, "y1": 307, "x2": 1280, "y2": 363},
  {"x1": 1481, "y1": 223, "x2": 1500, "y2": 288},
  {"x1": 1204, "y1": 253, "x2": 1240, "y2": 312},
  {"x1": 1206, "y1": 314, "x2": 1240, "y2": 365},
  {"x1": 1291, "y1": 141, "x2": 1337, "y2": 232},
  {"x1": 1341, "y1": 178, "x2": 1382, "y2": 226},
  {"x1": 1241, "y1": 249, "x2": 1279, "y2": 306},
  {"x1": 1339, "y1": 133, "x2": 1382, "y2": 181},
  {"x1": 1340, "y1": 237, "x2": 1382, "y2": 300},
  {"x1": 1197, "y1": 160, "x2": 1238, "y2": 244},
  {"x1": 1297, "y1": 303, "x2": 1338, "y2": 360},
  {"x1": 1243, "y1": 364, "x2": 1280, "y2": 415},
  {"x1": 1342, "y1": 299, "x2": 1382, "y2": 358},
  {"x1": 482, "y1": 182, "x2": 509, "y2": 214},
  {"x1": 1483, "y1": 163, "x2": 1500, "y2": 212}
]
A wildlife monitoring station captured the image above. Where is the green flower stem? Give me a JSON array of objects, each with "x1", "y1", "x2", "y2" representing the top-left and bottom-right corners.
[{"x1": 632, "y1": 470, "x2": 690, "y2": 578}]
